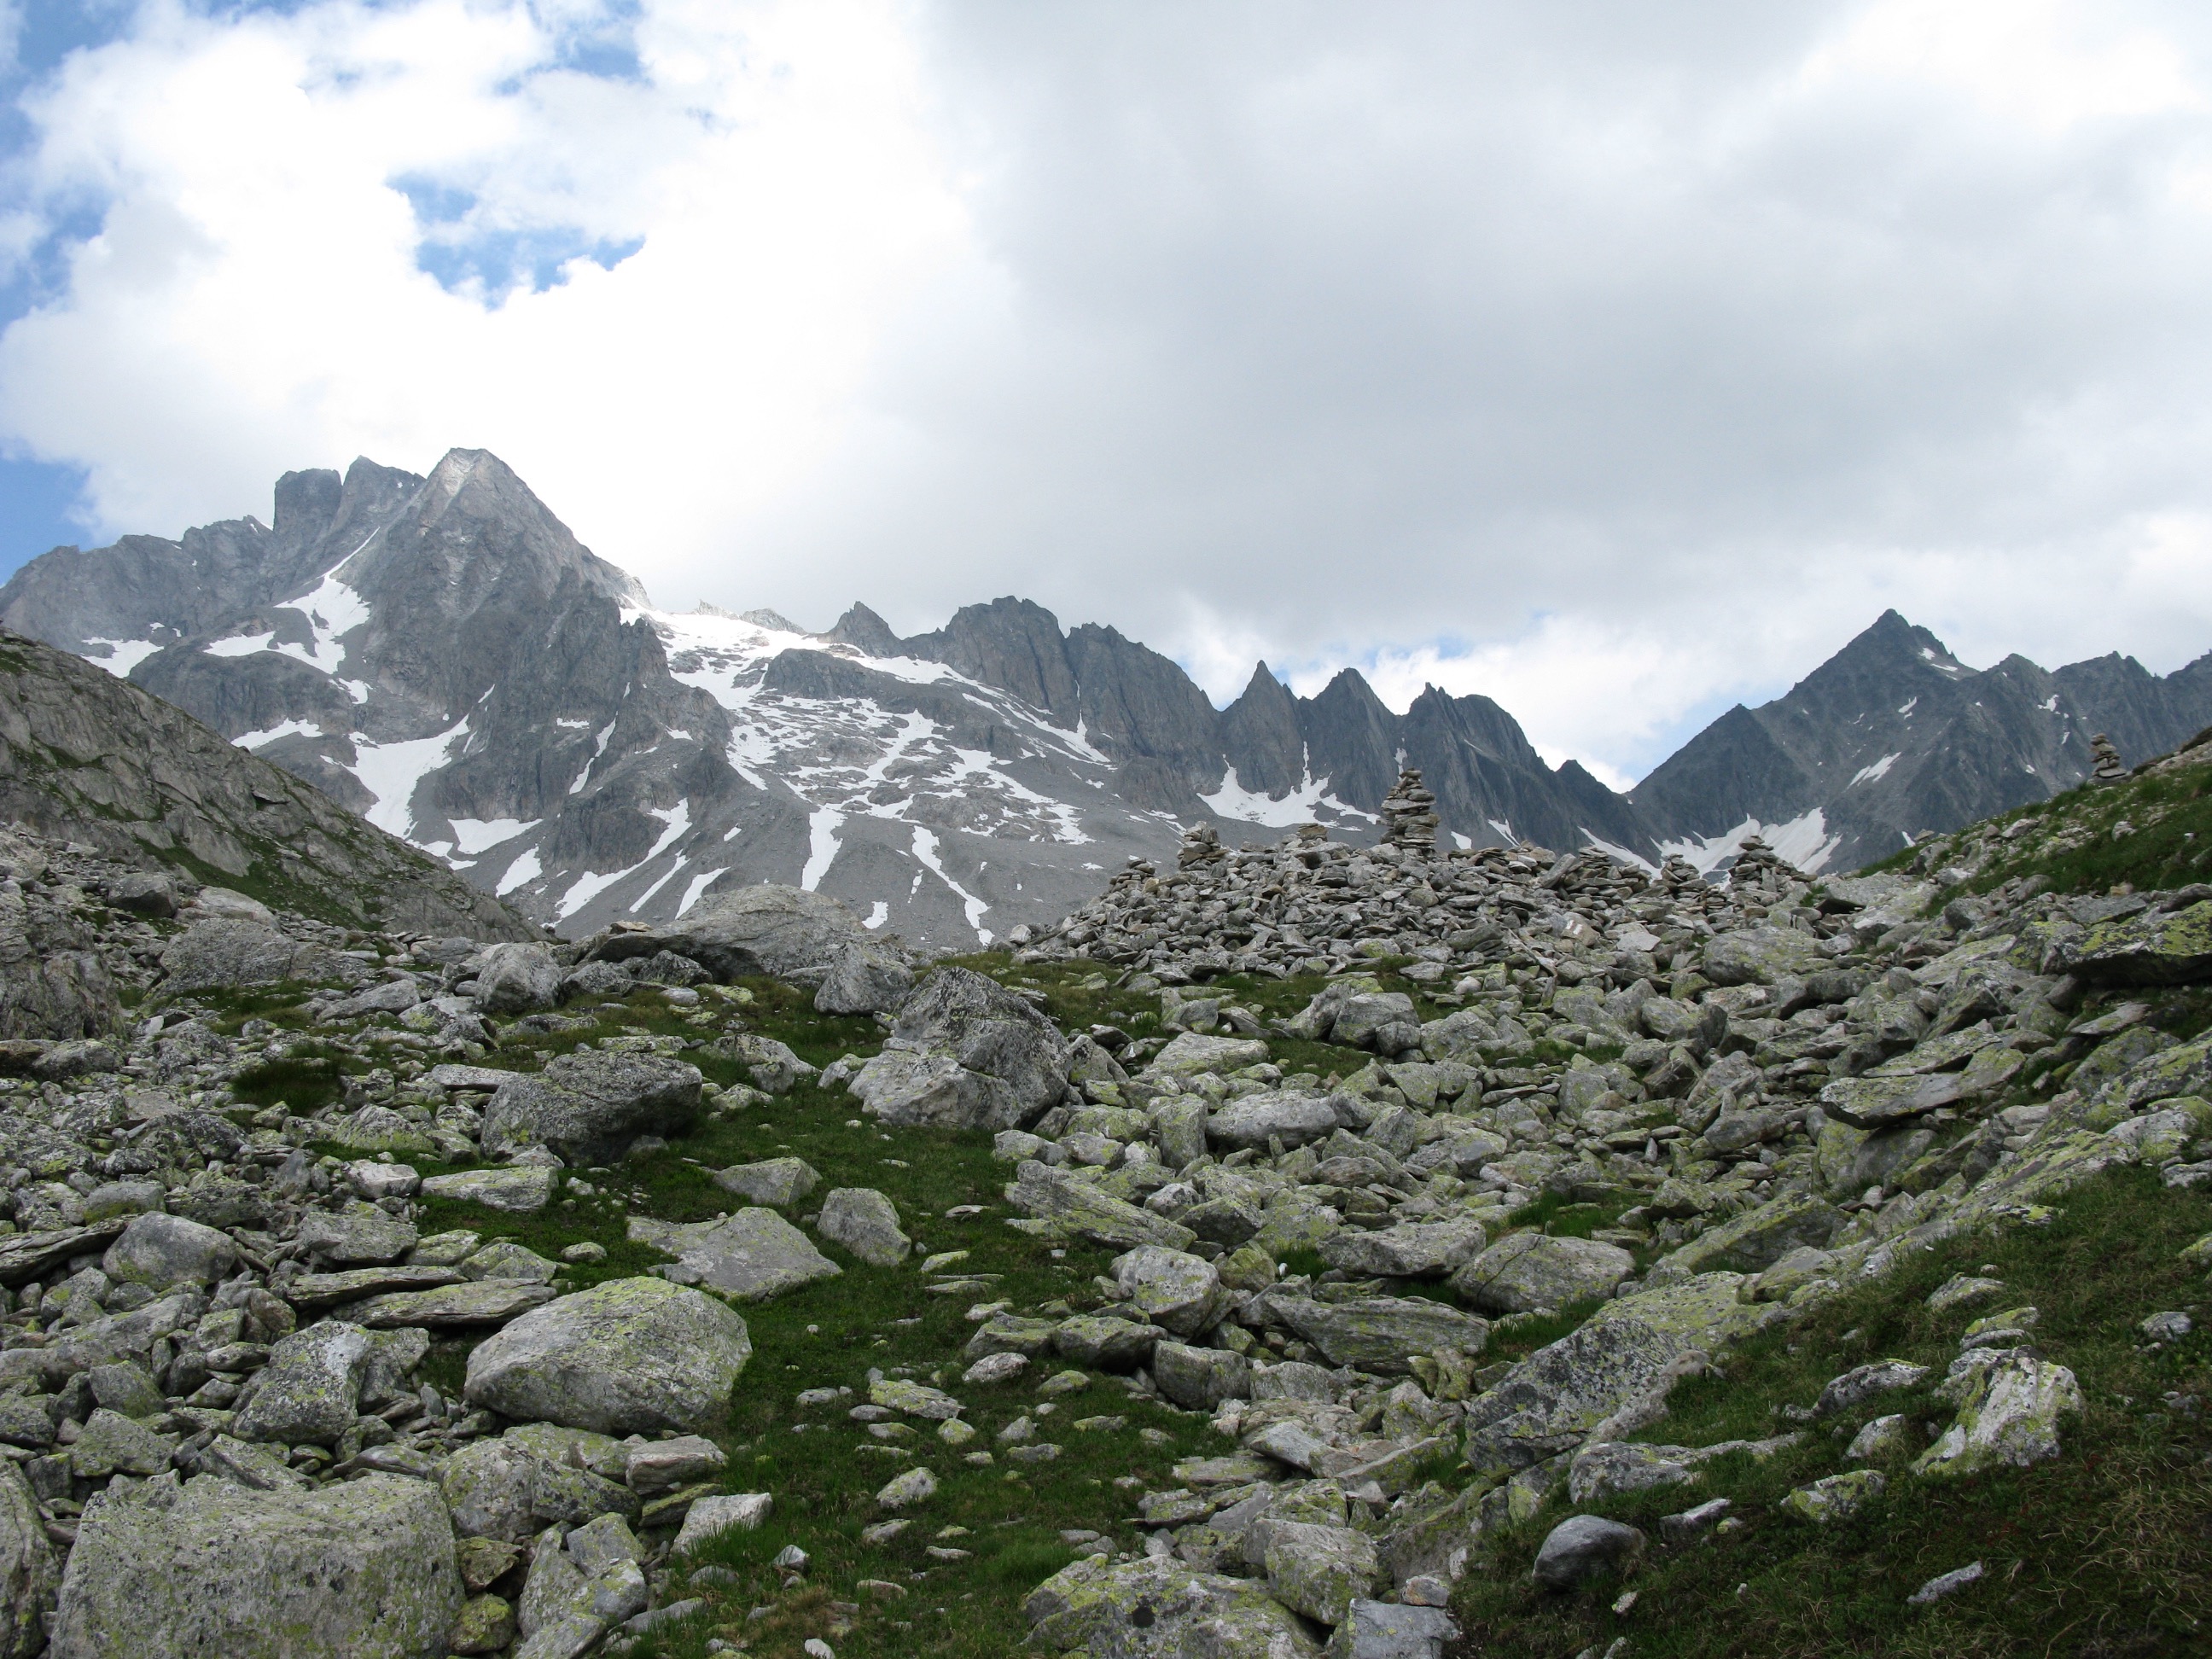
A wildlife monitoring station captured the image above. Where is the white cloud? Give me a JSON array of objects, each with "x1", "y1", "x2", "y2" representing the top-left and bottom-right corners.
[{"x1": 3, "y1": 0, "x2": 2212, "y2": 789}]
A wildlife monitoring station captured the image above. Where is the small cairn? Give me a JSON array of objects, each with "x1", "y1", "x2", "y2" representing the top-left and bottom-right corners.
[
  {"x1": 1380, "y1": 768, "x2": 1441, "y2": 855},
  {"x1": 2088, "y1": 732, "x2": 2130, "y2": 786},
  {"x1": 1177, "y1": 821, "x2": 1226, "y2": 870}
]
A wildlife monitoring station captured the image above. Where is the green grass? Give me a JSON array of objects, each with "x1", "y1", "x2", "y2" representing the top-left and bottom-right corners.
[{"x1": 1448, "y1": 1166, "x2": 2212, "y2": 1658}]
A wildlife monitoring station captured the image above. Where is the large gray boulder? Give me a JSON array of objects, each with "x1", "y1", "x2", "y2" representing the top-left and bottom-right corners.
[
  {"x1": 480, "y1": 1051, "x2": 702, "y2": 1164},
  {"x1": 439, "y1": 1432, "x2": 637, "y2": 1543},
  {"x1": 158, "y1": 920, "x2": 362, "y2": 994},
  {"x1": 464, "y1": 1278, "x2": 752, "y2": 1435},
  {"x1": 851, "y1": 965, "x2": 1071, "y2": 1131},
  {"x1": 1207, "y1": 1091, "x2": 1343, "y2": 1150},
  {"x1": 0, "y1": 1459, "x2": 55, "y2": 1659},
  {"x1": 1004, "y1": 1160, "x2": 1196, "y2": 1251},
  {"x1": 1451, "y1": 1233, "x2": 1636, "y2": 1315},
  {"x1": 1321, "y1": 1218, "x2": 1488, "y2": 1280},
  {"x1": 818, "y1": 1188, "x2": 911, "y2": 1266},
  {"x1": 232, "y1": 1322, "x2": 371, "y2": 1447},
  {"x1": 1462, "y1": 1273, "x2": 1773, "y2": 1472},
  {"x1": 474, "y1": 943, "x2": 561, "y2": 1014},
  {"x1": 712, "y1": 1157, "x2": 820, "y2": 1208},
  {"x1": 626, "y1": 1210, "x2": 841, "y2": 1301},
  {"x1": 585, "y1": 885, "x2": 865, "y2": 981},
  {"x1": 49, "y1": 1472, "x2": 463, "y2": 1659},
  {"x1": 0, "y1": 889, "x2": 119, "y2": 1040},
  {"x1": 1024, "y1": 1554, "x2": 1324, "y2": 1656},
  {"x1": 1270, "y1": 1297, "x2": 1490, "y2": 1377},
  {"x1": 102, "y1": 1211, "x2": 236, "y2": 1289},
  {"x1": 813, "y1": 938, "x2": 914, "y2": 1016},
  {"x1": 2048, "y1": 899, "x2": 2212, "y2": 986},
  {"x1": 1112, "y1": 1245, "x2": 1228, "y2": 1337},
  {"x1": 1700, "y1": 926, "x2": 1826, "y2": 987},
  {"x1": 1532, "y1": 1515, "x2": 1644, "y2": 1591}
]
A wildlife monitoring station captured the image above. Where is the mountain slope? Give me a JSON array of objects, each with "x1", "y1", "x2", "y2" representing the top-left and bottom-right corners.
[
  {"x1": 0, "y1": 626, "x2": 533, "y2": 937},
  {"x1": 1631, "y1": 609, "x2": 2212, "y2": 874}
]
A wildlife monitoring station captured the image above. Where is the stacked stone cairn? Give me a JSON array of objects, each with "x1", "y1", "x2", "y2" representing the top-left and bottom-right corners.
[
  {"x1": 1377, "y1": 771, "x2": 1441, "y2": 857},
  {"x1": 2089, "y1": 733, "x2": 2130, "y2": 786}
]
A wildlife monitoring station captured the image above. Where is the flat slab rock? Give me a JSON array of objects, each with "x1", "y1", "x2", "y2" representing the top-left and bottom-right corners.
[{"x1": 627, "y1": 1209, "x2": 841, "y2": 1301}]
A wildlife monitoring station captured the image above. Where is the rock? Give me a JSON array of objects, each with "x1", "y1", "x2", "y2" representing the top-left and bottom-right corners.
[
  {"x1": 628, "y1": 1210, "x2": 841, "y2": 1301},
  {"x1": 1845, "y1": 1414, "x2": 1917, "y2": 1461},
  {"x1": 104, "y1": 872, "x2": 177, "y2": 917},
  {"x1": 591, "y1": 885, "x2": 866, "y2": 981},
  {"x1": 672, "y1": 1493, "x2": 771, "y2": 1556},
  {"x1": 68, "y1": 1408, "x2": 176, "y2": 1478},
  {"x1": 1701, "y1": 926, "x2": 1826, "y2": 987},
  {"x1": 1450, "y1": 1232, "x2": 1633, "y2": 1314},
  {"x1": 1004, "y1": 1160, "x2": 1196, "y2": 1251},
  {"x1": 296, "y1": 1202, "x2": 416, "y2": 1265},
  {"x1": 818, "y1": 1188, "x2": 911, "y2": 1266},
  {"x1": 1566, "y1": 1435, "x2": 1796, "y2": 1505},
  {"x1": 1052, "y1": 1313, "x2": 1167, "y2": 1371},
  {"x1": 2049, "y1": 899, "x2": 2212, "y2": 986},
  {"x1": 1781, "y1": 1470, "x2": 1886, "y2": 1523},
  {"x1": 1462, "y1": 1272, "x2": 1772, "y2": 1472},
  {"x1": 0, "y1": 1220, "x2": 128, "y2": 1287},
  {"x1": 192, "y1": 1435, "x2": 308, "y2": 1492},
  {"x1": 1321, "y1": 1217, "x2": 1488, "y2": 1280},
  {"x1": 851, "y1": 967, "x2": 1070, "y2": 1130},
  {"x1": 1266, "y1": 1520, "x2": 1378, "y2": 1627},
  {"x1": 1819, "y1": 1073, "x2": 1966, "y2": 1129},
  {"x1": 1531, "y1": 1515, "x2": 1644, "y2": 1591},
  {"x1": 0, "y1": 1459, "x2": 55, "y2": 1659},
  {"x1": 1144, "y1": 1033, "x2": 1272, "y2": 1078},
  {"x1": 726, "y1": 1033, "x2": 813, "y2": 1094},
  {"x1": 439, "y1": 1435, "x2": 637, "y2": 1543},
  {"x1": 1650, "y1": 1193, "x2": 1842, "y2": 1282},
  {"x1": 871, "y1": 1377, "x2": 963, "y2": 1419},
  {"x1": 1907, "y1": 1560, "x2": 1985, "y2": 1605},
  {"x1": 1024, "y1": 1554, "x2": 1324, "y2": 1656},
  {"x1": 623, "y1": 1435, "x2": 726, "y2": 1494},
  {"x1": 1326, "y1": 1599, "x2": 1458, "y2": 1659},
  {"x1": 963, "y1": 1352, "x2": 1029, "y2": 1386},
  {"x1": 349, "y1": 1280, "x2": 560, "y2": 1328},
  {"x1": 480, "y1": 1051, "x2": 703, "y2": 1164},
  {"x1": 233, "y1": 1322, "x2": 370, "y2": 1446},
  {"x1": 1112, "y1": 1245, "x2": 1228, "y2": 1336},
  {"x1": 558, "y1": 960, "x2": 633, "y2": 1002},
  {"x1": 101, "y1": 1211, "x2": 236, "y2": 1288},
  {"x1": 1270, "y1": 1296, "x2": 1488, "y2": 1376},
  {"x1": 712, "y1": 1157, "x2": 821, "y2": 1209},
  {"x1": 1153, "y1": 1342, "x2": 1251, "y2": 1411},
  {"x1": 49, "y1": 1472, "x2": 463, "y2": 1659},
  {"x1": 874, "y1": 1466, "x2": 939, "y2": 1510},
  {"x1": 813, "y1": 938, "x2": 914, "y2": 1016},
  {"x1": 461, "y1": 1239, "x2": 559, "y2": 1283},
  {"x1": 1206, "y1": 1091, "x2": 1343, "y2": 1150},
  {"x1": 1913, "y1": 1354, "x2": 2082, "y2": 1478},
  {"x1": 448, "y1": 1593, "x2": 517, "y2": 1655},
  {"x1": 473, "y1": 943, "x2": 562, "y2": 1013},
  {"x1": 157, "y1": 919, "x2": 361, "y2": 994},
  {"x1": 465, "y1": 1278, "x2": 753, "y2": 1435},
  {"x1": 1812, "y1": 1359, "x2": 1929, "y2": 1420},
  {"x1": 317, "y1": 979, "x2": 424, "y2": 1022},
  {"x1": 419, "y1": 1167, "x2": 559, "y2": 1212}
]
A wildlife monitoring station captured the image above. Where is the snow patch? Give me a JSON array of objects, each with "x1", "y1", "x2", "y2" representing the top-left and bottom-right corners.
[
  {"x1": 449, "y1": 817, "x2": 538, "y2": 855},
  {"x1": 801, "y1": 807, "x2": 845, "y2": 892},
  {"x1": 348, "y1": 719, "x2": 468, "y2": 838},
  {"x1": 496, "y1": 848, "x2": 541, "y2": 896},
  {"x1": 631, "y1": 855, "x2": 687, "y2": 912},
  {"x1": 2041, "y1": 696, "x2": 2060, "y2": 713},
  {"x1": 1897, "y1": 697, "x2": 1918, "y2": 716},
  {"x1": 205, "y1": 632, "x2": 276, "y2": 658},
  {"x1": 643, "y1": 800, "x2": 691, "y2": 861},
  {"x1": 234, "y1": 719, "x2": 318, "y2": 750},
  {"x1": 912, "y1": 825, "x2": 990, "y2": 940},
  {"x1": 1659, "y1": 808, "x2": 1842, "y2": 876},
  {"x1": 84, "y1": 637, "x2": 161, "y2": 677},
  {"x1": 864, "y1": 900, "x2": 888, "y2": 929},
  {"x1": 1848, "y1": 752, "x2": 1901, "y2": 789},
  {"x1": 1199, "y1": 761, "x2": 1370, "y2": 828},
  {"x1": 676, "y1": 868, "x2": 726, "y2": 917},
  {"x1": 1580, "y1": 832, "x2": 1656, "y2": 874}
]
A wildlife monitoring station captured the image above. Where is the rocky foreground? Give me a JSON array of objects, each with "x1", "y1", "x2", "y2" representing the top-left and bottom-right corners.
[{"x1": 0, "y1": 755, "x2": 2207, "y2": 1657}]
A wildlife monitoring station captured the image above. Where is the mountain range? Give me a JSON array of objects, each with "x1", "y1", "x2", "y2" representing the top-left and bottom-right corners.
[{"x1": 5, "y1": 446, "x2": 2209, "y2": 949}]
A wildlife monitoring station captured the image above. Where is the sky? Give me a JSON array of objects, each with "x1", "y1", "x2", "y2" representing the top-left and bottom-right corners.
[{"x1": 3, "y1": 1, "x2": 2212, "y2": 789}]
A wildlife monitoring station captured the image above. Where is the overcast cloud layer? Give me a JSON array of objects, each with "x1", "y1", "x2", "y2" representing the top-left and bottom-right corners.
[{"x1": 3, "y1": 0, "x2": 2212, "y2": 787}]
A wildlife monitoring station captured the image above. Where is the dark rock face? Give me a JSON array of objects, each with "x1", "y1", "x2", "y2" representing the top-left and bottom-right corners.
[
  {"x1": 1632, "y1": 610, "x2": 2212, "y2": 874},
  {"x1": 0, "y1": 629, "x2": 532, "y2": 940}
]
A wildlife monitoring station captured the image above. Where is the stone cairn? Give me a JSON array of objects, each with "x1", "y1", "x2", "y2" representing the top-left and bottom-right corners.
[
  {"x1": 1726, "y1": 834, "x2": 1807, "y2": 901},
  {"x1": 2089, "y1": 733, "x2": 2130, "y2": 786},
  {"x1": 1379, "y1": 768, "x2": 1441, "y2": 855},
  {"x1": 1177, "y1": 822, "x2": 1226, "y2": 870}
]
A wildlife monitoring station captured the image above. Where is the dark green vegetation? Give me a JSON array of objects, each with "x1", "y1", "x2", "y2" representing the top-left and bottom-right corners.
[{"x1": 1447, "y1": 1168, "x2": 2212, "y2": 1658}]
